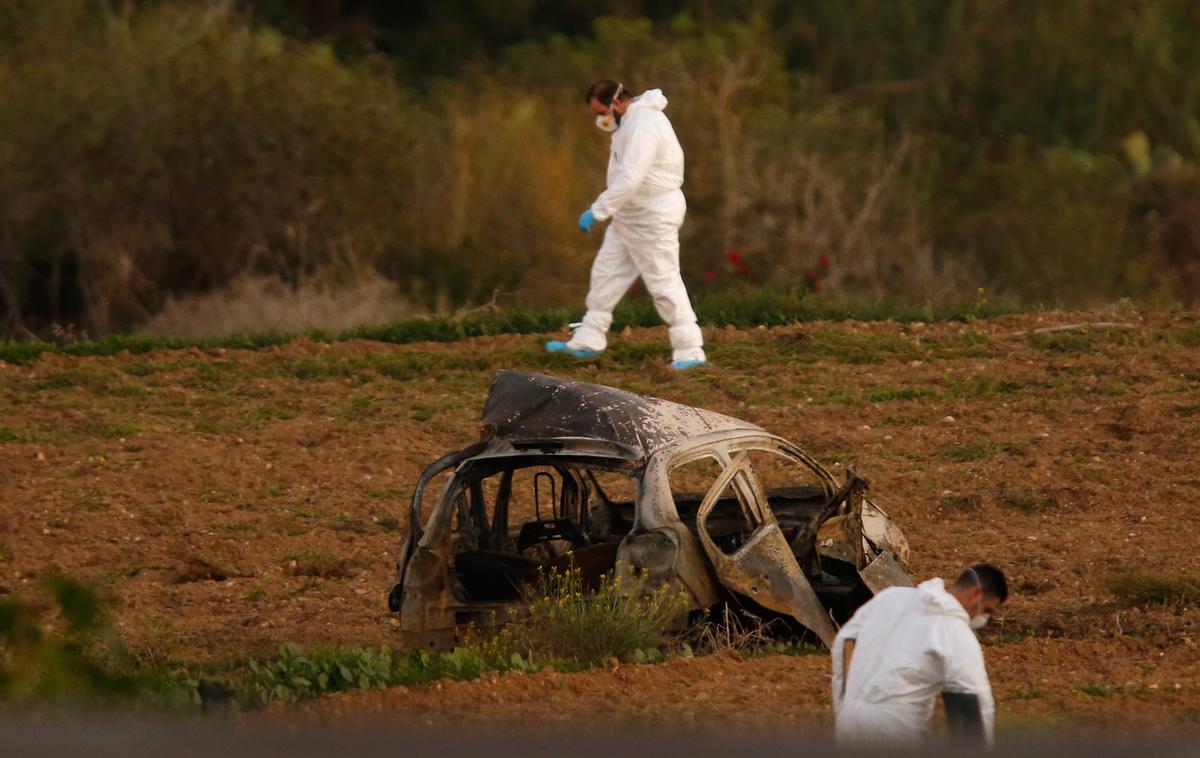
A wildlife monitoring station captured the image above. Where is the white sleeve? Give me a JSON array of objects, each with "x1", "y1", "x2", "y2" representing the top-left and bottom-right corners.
[
  {"x1": 589, "y1": 117, "x2": 659, "y2": 221},
  {"x1": 942, "y1": 625, "x2": 996, "y2": 746},
  {"x1": 830, "y1": 604, "x2": 869, "y2": 713}
]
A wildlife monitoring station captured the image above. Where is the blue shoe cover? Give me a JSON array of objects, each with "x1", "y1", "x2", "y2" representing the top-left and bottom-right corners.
[
  {"x1": 671, "y1": 359, "x2": 707, "y2": 370},
  {"x1": 545, "y1": 341, "x2": 602, "y2": 359}
]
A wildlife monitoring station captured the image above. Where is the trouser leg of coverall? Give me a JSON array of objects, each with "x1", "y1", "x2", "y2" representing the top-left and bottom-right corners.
[
  {"x1": 567, "y1": 225, "x2": 639, "y2": 352},
  {"x1": 623, "y1": 214, "x2": 705, "y2": 363}
]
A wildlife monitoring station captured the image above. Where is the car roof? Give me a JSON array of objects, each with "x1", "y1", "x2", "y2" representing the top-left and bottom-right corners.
[{"x1": 478, "y1": 371, "x2": 763, "y2": 462}]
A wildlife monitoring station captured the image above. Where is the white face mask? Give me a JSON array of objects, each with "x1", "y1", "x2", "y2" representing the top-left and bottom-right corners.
[
  {"x1": 594, "y1": 83, "x2": 623, "y2": 132},
  {"x1": 963, "y1": 567, "x2": 993, "y2": 630}
]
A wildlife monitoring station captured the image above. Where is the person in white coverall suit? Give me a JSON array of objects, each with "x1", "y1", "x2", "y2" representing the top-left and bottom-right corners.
[
  {"x1": 545, "y1": 79, "x2": 706, "y2": 369},
  {"x1": 831, "y1": 563, "x2": 1009, "y2": 747}
]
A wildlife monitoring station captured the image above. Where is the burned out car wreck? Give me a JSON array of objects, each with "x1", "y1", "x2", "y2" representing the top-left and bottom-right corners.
[{"x1": 389, "y1": 371, "x2": 911, "y2": 649}]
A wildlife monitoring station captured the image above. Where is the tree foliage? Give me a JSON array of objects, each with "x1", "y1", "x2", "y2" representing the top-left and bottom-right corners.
[{"x1": 1, "y1": 0, "x2": 1198, "y2": 336}]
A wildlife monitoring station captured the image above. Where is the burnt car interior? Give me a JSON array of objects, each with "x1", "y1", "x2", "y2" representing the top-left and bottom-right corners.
[
  {"x1": 444, "y1": 453, "x2": 871, "y2": 623},
  {"x1": 446, "y1": 457, "x2": 636, "y2": 603}
]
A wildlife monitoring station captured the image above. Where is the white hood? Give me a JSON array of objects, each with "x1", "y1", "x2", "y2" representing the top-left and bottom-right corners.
[
  {"x1": 917, "y1": 577, "x2": 970, "y2": 620},
  {"x1": 629, "y1": 88, "x2": 669, "y2": 113}
]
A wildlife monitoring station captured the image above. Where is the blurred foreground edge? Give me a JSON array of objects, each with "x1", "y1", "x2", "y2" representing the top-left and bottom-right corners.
[{"x1": 0, "y1": 716, "x2": 1196, "y2": 758}]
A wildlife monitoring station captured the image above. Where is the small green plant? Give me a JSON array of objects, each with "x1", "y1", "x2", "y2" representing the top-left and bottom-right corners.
[
  {"x1": 376, "y1": 516, "x2": 401, "y2": 532},
  {"x1": 1077, "y1": 683, "x2": 1110, "y2": 698},
  {"x1": 1010, "y1": 688, "x2": 1042, "y2": 701},
  {"x1": 1105, "y1": 570, "x2": 1200, "y2": 612}
]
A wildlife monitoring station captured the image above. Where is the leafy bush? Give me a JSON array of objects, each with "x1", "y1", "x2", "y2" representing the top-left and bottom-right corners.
[{"x1": 0, "y1": 577, "x2": 196, "y2": 706}]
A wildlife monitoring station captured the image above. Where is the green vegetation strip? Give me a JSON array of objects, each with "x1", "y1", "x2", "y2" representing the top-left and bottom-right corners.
[
  {"x1": 2, "y1": 565, "x2": 814, "y2": 711},
  {"x1": 0, "y1": 293, "x2": 1020, "y2": 366}
]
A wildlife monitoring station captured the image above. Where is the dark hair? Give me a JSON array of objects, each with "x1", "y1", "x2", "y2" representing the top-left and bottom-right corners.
[
  {"x1": 585, "y1": 79, "x2": 634, "y2": 106},
  {"x1": 955, "y1": 563, "x2": 1008, "y2": 603}
]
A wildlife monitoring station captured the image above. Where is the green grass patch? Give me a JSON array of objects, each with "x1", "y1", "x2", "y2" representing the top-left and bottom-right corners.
[
  {"x1": 823, "y1": 388, "x2": 859, "y2": 405},
  {"x1": 804, "y1": 329, "x2": 922, "y2": 364},
  {"x1": 0, "y1": 425, "x2": 35, "y2": 443},
  {"x1": 1001, "y1": 488, "x2": 1057, "y2": 513},
  {"x1": 1030, "y1": 331, "x2": 1097, "y2": 353},
  {"x1": 246, "y1": 404, "x2": 297, "y2": 426},
  {"x1": 1077, "y1": 683, "x2": 1110, "y2": 698},
  {"x1": 329, "y1": 513, "x2": 367, "y2": 533},
  {"x1": 93, "y1": 421, "x2": 140, "y2": 438},
  {"x1": 240, "y1": 644, "x2": 532, "y2": 707},
  {"x1": 281, "y1": 550, "x2": 355, "y2": 579},
  {"x1": 938, "y1": 493, "x2": 982, "y2": 510},
  {"x1": 1167, "y1": 325, "x2": 1200, "y2": 348},
  {"x1": 866, "y1": 384, "x2": 940, "y2": 403},
  {"x1": 944, "y1": 374, "x2": 1026, "y2": 399},
  {"x1": 340, "y1": 393, "x2": 381, "y2": 421},
  {"x1": 0, "y1": 293, "x2": 1026, "y2": 366},
  {"x1": 1105, "y1": 570, "x2": 1200, "y2": 611},
  {"x1": 943, "y1": 441, "x2": 1019, "y2": 462}
]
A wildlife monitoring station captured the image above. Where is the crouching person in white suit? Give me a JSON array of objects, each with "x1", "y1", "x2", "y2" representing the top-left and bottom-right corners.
[
  {"x1": 546, "y1": 79, "x2": 706, "y2": 370},
  {"x1": 831, "y1": 563, "x2": 1009, "y2": 747}
]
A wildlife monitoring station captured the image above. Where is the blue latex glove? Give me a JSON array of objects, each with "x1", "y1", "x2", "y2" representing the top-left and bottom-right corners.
[{"x1": 578, "y1": 209, "x2": 596, "y2": 234}]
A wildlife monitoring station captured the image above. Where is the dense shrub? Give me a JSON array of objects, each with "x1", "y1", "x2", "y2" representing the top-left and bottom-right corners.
[{"x1": 3, "y1": 1, "x2": 1200, "y2": 338}]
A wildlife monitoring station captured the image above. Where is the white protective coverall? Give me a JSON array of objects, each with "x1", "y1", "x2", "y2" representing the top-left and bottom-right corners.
[
  {"x1": 569, "y1": 89, "x2": 705, "y2": 363},
  {"x1": 831, "y1": 578, "x2": 995, "y2": 746}
]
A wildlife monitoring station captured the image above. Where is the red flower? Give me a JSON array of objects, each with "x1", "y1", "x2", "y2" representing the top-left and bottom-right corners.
[
  {"x1": 818, "y1": 255, "x2": 831, "y2": 268},
  {"x1": 728, "y1": 250, "x2": 743, "y2": 265},
  {"x1": 704, "y1": 269, "x2": 718, "y2": 283}
]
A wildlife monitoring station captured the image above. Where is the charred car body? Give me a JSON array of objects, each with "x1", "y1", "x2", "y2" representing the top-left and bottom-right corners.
[{"x1": 389, "y1": 371, "x2": 911, "y2": 648}]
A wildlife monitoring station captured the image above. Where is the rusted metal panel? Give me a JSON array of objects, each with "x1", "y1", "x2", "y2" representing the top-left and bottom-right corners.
[{"x1": 859, "y1": 550, "x2": 913, "y2": 593}]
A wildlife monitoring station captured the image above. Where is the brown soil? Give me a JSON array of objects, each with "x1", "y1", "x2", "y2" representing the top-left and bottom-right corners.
[
  {"x1": 2, "y1": 310, "x2": 1199, "y2": 731},
  {"x1": 279, "y1": 636, "x2": 1200, "y2": 736}
]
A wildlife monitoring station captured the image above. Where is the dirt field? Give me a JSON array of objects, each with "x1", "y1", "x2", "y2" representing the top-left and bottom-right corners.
[{"x1": 2, "y1": 310, "x2": 1199, "y2": 734}]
